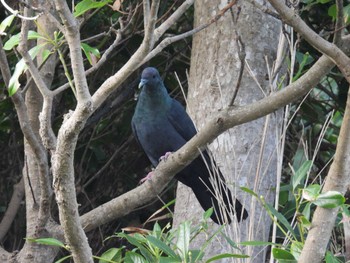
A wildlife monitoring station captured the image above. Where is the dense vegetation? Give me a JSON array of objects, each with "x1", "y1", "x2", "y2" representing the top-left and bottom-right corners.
[{"x1": 0, "y1": 0, "x2": 349, "y2": 262}]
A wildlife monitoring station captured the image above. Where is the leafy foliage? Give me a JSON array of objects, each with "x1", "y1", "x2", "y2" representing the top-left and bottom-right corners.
[{"x1": 29, "y1": 215, "x2": 248, "y2": 263}]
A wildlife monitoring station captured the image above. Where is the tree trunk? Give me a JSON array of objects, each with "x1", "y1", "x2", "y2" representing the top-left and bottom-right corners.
[
  {"x1": 16, "y1": 3, "x2": 59, "y2": 262},
  {"x1": 173, "y1": 1, "x2": 283, "y2": 262}
]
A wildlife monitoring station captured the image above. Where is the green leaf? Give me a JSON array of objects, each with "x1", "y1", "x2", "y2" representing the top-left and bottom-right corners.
[
  {"x1": 189, "y1": 250, "x2": 204, "y2": 262},
  {"x1": 293, "y1": 52, "x2": 314, "y2": 81},
  {"x1": 55, "y1": 255, "x2": 73, "y2": 263},
  {"x1": 118, "y1": 233, "x2": 153, "y2": 261},
  {"x1": 74, "y1": 0, "x2": 111, "y2": 17},
  {"x1": 159, "y1": 257, "x2": 182, "y2": 263},
  {"x1": 42, "y1": 49, "x2": 51, "y2": 62},
  {"x1": 317, "y1": 0, "x2": 332, "y2": 3},
  {"x1": 292, "y1": 160, "x2": 312, "y2": 191},
  {"x1": 81, "y1": 42, "x2": 100, "y2": 65},
  {"x1": 206, "y1": 253, "x2": 249, "y2": 262},
  {"x1": 240, "y1": 187, "x2": 259, "y2": 198},
  {"x1": 4, "y1": 31, "x2": 44, "y2": 50},
  {"x1": 302, "y1": 202, "x2": 311, "y2": 220},
  {"x1": 27, "y1": 237, "x2": 66, "y2": 248},
  {"x1": 99, "y1": 247, "x2": 123, "y2": 263},
  {"x1": 325, "y1": 251, "x2": 343, "y2": 263},
  {"x1": 8, "y1": 45, "x2": 44, "y2": 96},
  {"x1": 146, "y1": 235, "x2": 178, "y2": 259},
  {"x1": 303, "y1": 184, "x2": 321, "y2": 201},
  {"x1": 221, "y1": 233, "x2": 239, "y2": 250},
  {"x1": 328, "y1": 4, "x2": 337, "y2": 20},
  {"x1": 176, "y1": 221, "x2": 190, "y2": 260},
  {"x1": 0, "y1": 14, "x2": 16, "y2": 36},
  {"x1": 124, "y1": 251, "x2": 147, "y2": 263},
  {"x1": 313, "y1": 191, "x2": 345, "y2": 208},
  {"x1": 272, "y1": 248, "x2": 297, "y2": 262},
  {"x1": 203, "y1": 207, "x2": 214, "y2": 220},
  {"x1": 298, "y1": 215, "x2": 311, "y2": 229},
  {"x1": 265, "y1": 203, "x2": 298, "y2": 239},
  {"x1": 344, "y1": 5, "x2": 350, "y2": 24},
  {"x1": 239, "y1": 240, "x2": 278, "y2": 246},
  {"x1": 290, "y1": 241, "x2": 303, "y2": 260}
]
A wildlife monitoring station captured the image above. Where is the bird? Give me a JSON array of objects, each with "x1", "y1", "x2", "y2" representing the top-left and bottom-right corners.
[{"x1": 131, "y1": 67, "x2": 248, "y2": 224}]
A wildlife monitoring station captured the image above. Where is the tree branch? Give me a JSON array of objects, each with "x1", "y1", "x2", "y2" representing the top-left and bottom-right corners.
[
  {"x1": 268, "y1": 0, "x2": 350, "y2": 82},
  {"x1": 333, "y1": 0, "x2": 344, "y2": 44},
  {"x1": 91, "y1": 0, "x2": 161, "y2": 108},
  {"x1": 269, "y1": 0, "x2": 350, "y2": 83},
  {"x1": 154, "y1": 0, "x2": 195, "y2": 42},
  {"x1": 298, "y1": 87, "x2": 350, "y2": 263},
  {"x1": 0, "y1": 177, "x2": 24, "y2": 241},
  {"x1": 54, "y1": 0, "x2": 91, "y2": 103},
  {"x1": 141, "y1": 0, "x2": 237, "y2": 65},
  {"x1": 79, "y1": 55, "x2": 334, "y2": 231},
  {"x1": 51, "y1": 0, "x2": 95, "y2": 262},
  {"x1": 16, "y1": 4, "x2": 51, "y2": 230}
]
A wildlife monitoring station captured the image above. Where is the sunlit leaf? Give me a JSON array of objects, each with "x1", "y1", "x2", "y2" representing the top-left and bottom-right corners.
[
  {"x1": 239, "y1": 240, "x2": 278, "y2": 246},
  {"x1": 290, "y1": 241, "x2": 303, "y2": 260},
  {"x1": 0, "y1": 14, "x2": 16, "y2": 36},
  {"x1": 176, "y1": 221, "x2": 190, "y2": 260},
  {"x1": 4, "y1": 31, "x2": 44, "y2": 50},
  {"x1": 74, "y1": 0, "x2": 111, "y2": 17},
  {"x1": 8, "y1": 45, "x2": 44, "y2": 96},
  {"x1": 240, "y1": 187, "x2": 259, "y2": 198},
  {"x1": 27, "y1": 237, "x2": 66, "y2": 248},
  {"x1": 292, "y1": 160, "x2": 312, "y2": 191},
  {"x1": 303, "y1": 184, "x2": 321, "y2": 201},
  {"x1": 325, "y1": 251, "x2": 343, "y2": 263},
  {"x1": 313, "y1": 191, "x2": 345, "y2": 208}
]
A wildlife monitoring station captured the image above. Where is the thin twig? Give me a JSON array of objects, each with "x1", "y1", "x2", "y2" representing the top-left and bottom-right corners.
[
  {"x1": 142, "y1": 0, "x2": 239, "y2": 65},
  {"x1": 333, "y1": 0, "x2": 344, "y2": 44},
  {"x1": 1, "y1": 0, "x2": 42, "y2": 20}
]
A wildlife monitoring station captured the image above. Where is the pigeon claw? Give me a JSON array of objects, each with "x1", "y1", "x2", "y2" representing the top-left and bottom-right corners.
[
  {"x1": 139, "y1": 171, "x2": 154, "y2": 184},
  {"x1": 159, "y1": 152, "x2": 172, "y2": 162}
]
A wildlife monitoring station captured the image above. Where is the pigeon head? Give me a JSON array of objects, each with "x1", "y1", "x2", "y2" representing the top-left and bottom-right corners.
[{"x1": 138, "y1": 67, "x2": 162, "y2": 89}]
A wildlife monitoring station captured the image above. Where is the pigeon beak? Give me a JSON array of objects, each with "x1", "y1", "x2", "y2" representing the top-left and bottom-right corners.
[{"x1": 138, "y1": 79, "x2": 147, "y2": 89}]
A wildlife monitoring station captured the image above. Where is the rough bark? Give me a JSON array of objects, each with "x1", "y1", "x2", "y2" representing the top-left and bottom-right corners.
[{"x1": 174, "y1": 1, "x2": 282, "y2": 261}]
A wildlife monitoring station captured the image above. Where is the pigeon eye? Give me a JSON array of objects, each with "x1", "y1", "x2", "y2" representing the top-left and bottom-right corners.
[{"x1": 152, "y1": 75, "x2": 156, "y2": 78}]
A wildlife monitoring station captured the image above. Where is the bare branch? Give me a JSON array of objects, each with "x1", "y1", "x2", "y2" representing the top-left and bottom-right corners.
[
  {"x1": 1, "y1": 0, "x2": 42, "y2": 20},
  {"x1": 268, "y1": 0, "x2": 350, "y2": 82},
  {"x1": 154, "y1": 0, "x2": 195, "y2": 42},
  {"x1": 142, "y1": 0, "x2": 237, "y2": 65},
  {"x1": 51, "y1": 1, "x2": 95, "y2": 261},
  {"x1": 54, "y1": 0, "x2": 91, "y2": 103},
  {"x1": 91, "y1": 0, "x2": 161, "y2": 108},
  {"x1": 333, "y1": 0, "x2": 344, "y2": 44},
  {"x1": 143, "y1": 0, "x2": 150, "y2": 29}
]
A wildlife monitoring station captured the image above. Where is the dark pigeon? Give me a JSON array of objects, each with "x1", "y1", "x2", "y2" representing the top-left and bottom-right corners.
[{"x1": 132, "y1": 67, "x2": 248, "y2": 224}]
